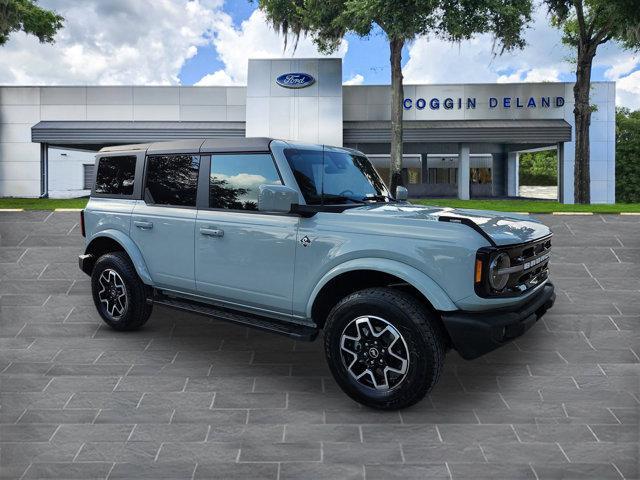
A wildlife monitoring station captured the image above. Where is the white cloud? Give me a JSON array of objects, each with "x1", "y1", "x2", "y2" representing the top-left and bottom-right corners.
[
  {"x1": 616, "y1": 70, "x2": 640, "y2": 110},
  {"x1": 0, "y1": 0, "x2": 224, "y2": 85},
  {"x1": 402, "y1": 9, "x2": 640, "y2": 108},
  {"x1": 497, "y1": 67, "x2": 561, "y2": 83},
  {"x1": 195, "y1": 70, "x2": 237, "y2": 86},
  {"x1": 604, "y1": 54, "x2": 639, "y2": 81},
  {"x1": 343, "y1": 73, "x2": 364, "y2": 85},
  {"x1": 196, "y1": 9, "x2": 348, "y2": 85},
  {"x1": 403, "y1": 10, "x2": 572, "y2": 85}
]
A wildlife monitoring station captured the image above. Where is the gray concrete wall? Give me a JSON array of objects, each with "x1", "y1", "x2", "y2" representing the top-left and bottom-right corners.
[
  {"x1": 0, "y1": 86, "x2": 246, "y2": 197},
  {"x1": 0, "y1": 87, "x2": 42, "y2": 196}
]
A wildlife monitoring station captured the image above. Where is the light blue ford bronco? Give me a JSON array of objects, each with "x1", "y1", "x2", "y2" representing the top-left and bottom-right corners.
[{"x1": 79, "y1": 138, "x2": 554, "y2": 409}]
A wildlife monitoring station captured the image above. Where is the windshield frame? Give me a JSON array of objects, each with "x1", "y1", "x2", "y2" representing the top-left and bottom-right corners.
[{"x1": 282, "y1": 146, "x2": 393, "y2": 207}]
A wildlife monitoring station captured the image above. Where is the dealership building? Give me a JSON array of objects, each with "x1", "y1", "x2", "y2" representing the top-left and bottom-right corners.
[{"x1": 0, "y1": 58, "x2": 616, "y2": 203}]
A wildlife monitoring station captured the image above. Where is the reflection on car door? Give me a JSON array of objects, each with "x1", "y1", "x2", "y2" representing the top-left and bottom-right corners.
[
  {"x1": 131, "y1": 154, "x2": 200, "y2": 292},
  {"x1": 195, "y1": 153, "x2": 298, "y2": 317}
]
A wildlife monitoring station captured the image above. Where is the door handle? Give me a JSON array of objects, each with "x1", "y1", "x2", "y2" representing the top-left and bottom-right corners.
[
  {"x1": 134, "y1": 221, "x2": 153, "y2": 230},
  {"x1": 200, "y1": 227, "x2": 224, "y2": 238}
]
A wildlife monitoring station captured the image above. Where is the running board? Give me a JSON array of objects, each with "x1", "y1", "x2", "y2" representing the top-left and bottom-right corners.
[{"x1": 153, "y1": 292, "x2": 318, "y2": 341}]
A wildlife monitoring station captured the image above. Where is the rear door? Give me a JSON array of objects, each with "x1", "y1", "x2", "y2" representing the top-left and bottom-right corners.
[
  {"x1": 131, "y1": 153, "x2": 200, "y2": 292},
  {"x1": 195, "y1": 152, "x2": 298, "y2": 316}
]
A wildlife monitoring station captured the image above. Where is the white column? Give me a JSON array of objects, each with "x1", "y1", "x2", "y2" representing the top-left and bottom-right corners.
[
  {"x1": 557, "y1": 142, "x2": 565, "y2": 203},
  {"x1": 457, "y1": 143, "x2": 470, "y2": 200},
  {"x1": 507, "y1": 151, "x2": 519, "y2": 197}
]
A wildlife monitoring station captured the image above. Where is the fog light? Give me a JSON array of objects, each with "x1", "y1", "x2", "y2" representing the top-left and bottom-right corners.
[{"x1": 489, "y1": 253, "x2": 510, "y2": 291}]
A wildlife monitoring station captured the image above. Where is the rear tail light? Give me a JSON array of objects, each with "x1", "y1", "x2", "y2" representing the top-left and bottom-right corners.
[{"x1": 80, "y1": 210, "x2": 86, "y2": 237}]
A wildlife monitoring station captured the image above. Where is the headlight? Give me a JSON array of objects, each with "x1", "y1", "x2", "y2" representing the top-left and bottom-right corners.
[{"x1": 489, "y1": 252, "x2": 511, "y2": 291}]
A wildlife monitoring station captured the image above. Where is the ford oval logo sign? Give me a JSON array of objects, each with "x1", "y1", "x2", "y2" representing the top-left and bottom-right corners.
[{"x1": 276, "y1": 72, "x2": 315, "y2": 89}]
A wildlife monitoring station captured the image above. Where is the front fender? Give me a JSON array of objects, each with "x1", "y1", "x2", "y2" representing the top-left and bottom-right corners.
[
  {"x1": 305, "y1": 257, "x2": 458, "y2": 318},
  {"x1": 86, "y1": 229, "x2": 153, "y2": 286}
]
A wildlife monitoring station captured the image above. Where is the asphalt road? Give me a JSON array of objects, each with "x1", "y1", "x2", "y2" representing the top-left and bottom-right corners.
[{"x1": 0, "y1": 211, "x2": 638, "y2": 479}]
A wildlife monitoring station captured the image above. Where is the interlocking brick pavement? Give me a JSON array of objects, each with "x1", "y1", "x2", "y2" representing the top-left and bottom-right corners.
[{"x1": 0, "y1": 211, "x2": 638, "y2": 479}]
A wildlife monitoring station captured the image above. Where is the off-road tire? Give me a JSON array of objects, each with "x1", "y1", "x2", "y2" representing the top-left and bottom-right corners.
[
  {"x1": 324, "y1": 287, "x2": 445, "y2": 410},
  {"x1": 91, "y1": 252, "x2": 153, "y2": 331}
]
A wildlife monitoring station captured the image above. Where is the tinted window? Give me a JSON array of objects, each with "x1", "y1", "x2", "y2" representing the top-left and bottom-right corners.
[
  {"x1": 145, "y1": 154, "x2": 200, "y2": 207},
  {"x1": 94, "y1": 156, "x2": 136, "y2": 196},
  {"x1": 209, "y1": 154, "x2": 281, "y2": 210},
  {"x1": 284, "y1": 148, "x2": 390, "y2": 205}
]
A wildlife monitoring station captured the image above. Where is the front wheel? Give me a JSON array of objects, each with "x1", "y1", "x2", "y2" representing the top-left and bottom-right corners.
[
  {"x1": 91, "y1": 252, "x2": 152, "y2": 331},
  {"x1": 324, "y1": 288, "x2": 445, "y2": 410}
]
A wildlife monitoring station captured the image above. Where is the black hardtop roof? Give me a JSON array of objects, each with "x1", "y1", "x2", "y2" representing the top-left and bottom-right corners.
[{"x1": 99, "y1": 137, "x2": 273, "y2": 155}]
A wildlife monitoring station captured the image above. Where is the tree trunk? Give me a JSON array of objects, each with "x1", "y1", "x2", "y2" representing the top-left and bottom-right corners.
[
  {"x1": 389, "y1": 37, "x2": 405, "y2": 194},
  {"x1": 573, "y1": 46, "x2": 595, "y2": 204}
]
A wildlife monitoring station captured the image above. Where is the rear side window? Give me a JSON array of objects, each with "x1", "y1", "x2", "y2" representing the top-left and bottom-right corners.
[
  {"x1": 144, "y1": 154, "x2": 200, "y2": 207},
  {"x1": 209, "y1": 153, "x2": 281, "y2": 210},
  {"x1": 94, "y1": 156, "x2": 136, "y2": 196}
]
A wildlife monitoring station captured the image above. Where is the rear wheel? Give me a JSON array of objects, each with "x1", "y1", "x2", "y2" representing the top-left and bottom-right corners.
[
  {"x1": 324, "y1": 287, "x2": 445, "y2": 410},
  {"x1": 91, "y1": 252, "x2": 152, "y2": 331}
]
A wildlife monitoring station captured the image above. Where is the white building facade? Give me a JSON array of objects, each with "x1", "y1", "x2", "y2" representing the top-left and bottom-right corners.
[{"x1": 0, "y1": 58, "x2": 616, "y2": 203}]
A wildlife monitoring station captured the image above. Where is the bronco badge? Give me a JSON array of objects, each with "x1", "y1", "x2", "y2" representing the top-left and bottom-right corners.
[{"x1": 300, "y1": 235, "x2": 312, "y2": 247}]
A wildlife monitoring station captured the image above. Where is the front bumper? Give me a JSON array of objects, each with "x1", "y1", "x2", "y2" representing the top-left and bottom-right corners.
[{"x1": 441, "y1": 282, "x2": 555, "y2": 360}]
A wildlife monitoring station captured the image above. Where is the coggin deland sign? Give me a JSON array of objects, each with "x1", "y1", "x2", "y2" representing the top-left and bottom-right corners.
[
  {"x1": 403, "y1": 95, "x2": 565, "y2": 110},
  {"x1": 275, "y1": 70, "x2": 567, "y2": 112}
]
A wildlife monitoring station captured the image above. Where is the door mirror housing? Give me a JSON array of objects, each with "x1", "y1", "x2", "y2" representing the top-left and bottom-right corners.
[
  {"x1": 395, "y1": 186, "x2": 408, "y2": 201},
  {"x1": 258, "y1": 184, "x2": 299, "y2": 213}
]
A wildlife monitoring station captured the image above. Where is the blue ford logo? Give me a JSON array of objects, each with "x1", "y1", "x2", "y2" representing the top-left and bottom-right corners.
[{"x1": 276, "y1": 72, "x2": 315, "y2": 89}]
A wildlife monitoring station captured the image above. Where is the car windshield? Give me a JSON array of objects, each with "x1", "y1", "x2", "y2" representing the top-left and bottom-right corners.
[{"x1": 283, "y1": 148, "x2": 391, "y2": 205}]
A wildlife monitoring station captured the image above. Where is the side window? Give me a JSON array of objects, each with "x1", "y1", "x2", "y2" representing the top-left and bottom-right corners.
[
  {"x1": 94, "y1": 155, "x2": 136, "y2": 196},
  {"x1": 209, "y1": 153, "x2": 282, "y2": 211},
  {"x1": 144, "y1": 154, "x2": 200, "y2": 207}
]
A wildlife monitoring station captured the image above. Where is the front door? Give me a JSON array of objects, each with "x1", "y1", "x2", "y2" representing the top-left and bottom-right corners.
[
  {"x1": 131, "y1": 153, "x2": 200, "y2": 292},
  {"x1": 195, "y1": 152, "x2": 298, "y2": 316}
]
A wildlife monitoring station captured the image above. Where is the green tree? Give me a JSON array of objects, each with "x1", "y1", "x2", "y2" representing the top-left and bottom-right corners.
[
  {"x1": 257, "y1": 0, "x2": 532, "y2": 193},
  {"x1": 544, "y1": 0, "x2": 640, "y2": 204},
  {"x1": 0, "y1": 0, "x2": 63, "y2": 45},
  {"x1": 616, "y1": 107, "x2": 640, "y2": 203},
  {"x1": 519, "y1": 150, "x2": 558, "y2": 186}
]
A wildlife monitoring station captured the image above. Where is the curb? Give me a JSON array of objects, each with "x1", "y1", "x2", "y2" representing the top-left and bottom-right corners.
[
  {"x1": 0, "y1": 208, "x2": 24, "y2": 212},
  {"x1": 54, "y1": 208, "x2": 83, "y2": 212},
  {"x1": 551, "y1": 212, "x2": 594, "y2": 215}
]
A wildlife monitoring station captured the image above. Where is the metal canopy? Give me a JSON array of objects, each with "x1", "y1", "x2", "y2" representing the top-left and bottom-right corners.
[
  {"x1": 31, "y1": 121, "x2": 246, "y2": 148},
  {"x1": 344, "y1": 119, "x2": 572, "y2": 144},
  {"x1": 33, "y1": 119, "x2": 571, "y2": 148}
]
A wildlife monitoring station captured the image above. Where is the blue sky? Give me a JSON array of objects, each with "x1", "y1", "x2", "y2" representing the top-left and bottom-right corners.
[{"x1": 178, "y1": 3, "x2": 404, "y2": 86}]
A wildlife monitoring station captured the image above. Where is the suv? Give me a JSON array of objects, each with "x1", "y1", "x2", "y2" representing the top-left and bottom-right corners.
[{"x1": 79, "y1": 138, "x2": 555, "y2": 410}]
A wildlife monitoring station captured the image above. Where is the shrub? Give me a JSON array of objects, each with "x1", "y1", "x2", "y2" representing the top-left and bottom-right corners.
[
  {"x1": 616, "y1": 108, "x2": 640, "y2": 203},
  {"x1": 519, "y1": 150, "x2": 558, "y2": 186}
]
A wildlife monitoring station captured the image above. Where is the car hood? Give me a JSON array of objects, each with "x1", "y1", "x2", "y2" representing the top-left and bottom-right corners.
[{"x1": 343, "y1": 203, "x2": 551, "y2": 246}]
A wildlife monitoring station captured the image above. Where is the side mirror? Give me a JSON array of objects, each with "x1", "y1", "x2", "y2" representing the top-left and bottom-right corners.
[
  {"x1": 258, "y1": 184, "x2": 299, "y2": 213},
  {"x1": 395, "y1": 186, "x2": 408, "y2": 201}
]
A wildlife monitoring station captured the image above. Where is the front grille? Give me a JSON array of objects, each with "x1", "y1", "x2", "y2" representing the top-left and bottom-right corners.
[{"x1": 503, "y1": 236, "x2": 552, "y2": 293}]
